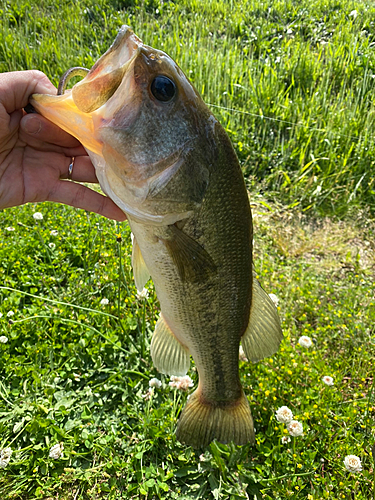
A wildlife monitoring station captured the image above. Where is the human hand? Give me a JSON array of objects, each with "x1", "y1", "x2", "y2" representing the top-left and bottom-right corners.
[{"x1": 0, "y1": 70, "x2": 126, "y2": 220}]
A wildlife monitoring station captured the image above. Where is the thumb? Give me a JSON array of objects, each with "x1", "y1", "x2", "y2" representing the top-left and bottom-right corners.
[{"x1": 0, "y1": 70, "x2": 56, "y2": 115}]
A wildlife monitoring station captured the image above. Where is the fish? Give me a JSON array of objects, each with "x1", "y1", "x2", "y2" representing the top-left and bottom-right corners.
[{"x1": 31, "y1": 26, "x2": 283, "y2": 448}]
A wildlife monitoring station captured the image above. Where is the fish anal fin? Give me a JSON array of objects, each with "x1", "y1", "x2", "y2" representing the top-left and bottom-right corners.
[
  {"x1": 131, "y1": 236, "x2": 150, "y2": 292},
  {"x1": 176, "y1": 388, "x2": 255, "y2": 448},
  {"x1": 163, "y1": 225, "x2": 217, "y2": 283},
  {"x1": 241, "y1": 272, "x2": 283, "y2": 363},
  {"x1": 150, "y1": 314, "x2": 190, "y2": 376}
]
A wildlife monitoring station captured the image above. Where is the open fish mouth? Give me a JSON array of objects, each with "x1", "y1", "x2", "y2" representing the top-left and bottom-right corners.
[
  {"x1": 30, "y1": 26, "x2": 142, "y2": 155},
  {"x1": 31, "y1": 25, "x2": 212, "y2": 225}
]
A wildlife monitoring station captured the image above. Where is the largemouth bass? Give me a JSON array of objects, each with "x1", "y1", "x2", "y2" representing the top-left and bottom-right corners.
[{"x1": 31, "y1": 26, "x2": 283, "y2": 448}]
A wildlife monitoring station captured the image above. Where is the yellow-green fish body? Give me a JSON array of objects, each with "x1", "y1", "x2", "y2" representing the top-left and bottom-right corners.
[
  {"x1": 129, "y1": 125, "x2": 253, "y2": 445},
  {"x1": 31, "y1": 26, "x2": 283, "y2": 447}
]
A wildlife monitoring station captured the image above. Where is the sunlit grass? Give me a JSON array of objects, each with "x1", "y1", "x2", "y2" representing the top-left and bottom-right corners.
[{"x1": 1, "y1": 0, "x2": 375, "y2": 214}]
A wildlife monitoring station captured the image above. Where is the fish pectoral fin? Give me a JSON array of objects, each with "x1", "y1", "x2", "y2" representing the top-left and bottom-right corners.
[
  {"x1": 131, "y1": 236, "x2": 150, "y2": 291},
  {"x1": 163, "y1": 225, "x2": 217, "y2": 283},
  {"x1": 241, "y1": 271, "x2": 283, "y2": 362},
  {"x1": 150, "y1": 313, "x2": 190, "y2": 376}
]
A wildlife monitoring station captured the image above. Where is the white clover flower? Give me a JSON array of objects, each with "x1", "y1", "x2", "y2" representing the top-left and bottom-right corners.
[
  {"x1": 275, "y1": 406, "x2": 294, "y2": 424},
  {"x1": 322, "y1": 376, "x2": 334, "y2": 386},
  {"x1": 169, "y1": 375, "x2": 194, "y2": 391},
  {"x1": 287, "y1": 420, "x2": 304, "y2": 437},
  {"x1": 349, "y1": 10, "x2": 358, "y2": 19},
  {"x1": 48, "y1": 242, "x2": 56, "y2": 250},
  {"x1": 5, "y1": 227, "x2": 15, "y2": 232},
  {"x1": 136, "y1": 288, "x2": 149, "y2": 300},
  {"x1": 269, "y1": 293, "x2": 279, "y2": 306},
  {"x1": 50, "y1": 230, "x2": 58, "y2": 236},
  {"x1": 0, "y1": 447, "x2": 12, "y2": 468},
  {"x1": 149, "y1": 377, "x2": 162, "y2": 389},
  {"x1": 281, "y1": 435, "x2": 291, "y2": 444},
  {"x1": 33, "y1": 212, "x2": 43, "y2": 220},
  {"x1": 49, "y1": 442, "x2": 64, "y2": 459},
  {"x1": 0, "y1": 336, "x2": 8, "y2": 343},
  {"x1": 100, "y1": 298, "x2": 109, "y2": 306},
  {"x1": 6, "y1": 311, "x2": 14, "y2": 317},
  {"x1": 0, "y1": 313, "x2": 3, "y2": 318},
  {"x1": 142, "y1": 387, "x2": 154, "y2": 400},
  {"x1": 344, "y1": 455, "x2": 362, "y2": 473},
  {"x1": 239, "y1": 345, "x2": 248, "y2": 362},
  {"x1": 298, "y1": 336, "x2": 313, "y2": 348}
]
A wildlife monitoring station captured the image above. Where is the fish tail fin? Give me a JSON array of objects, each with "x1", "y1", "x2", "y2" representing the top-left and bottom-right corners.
[{"x1": 176, "y1": 388, "x2": 255, "y2": 448}]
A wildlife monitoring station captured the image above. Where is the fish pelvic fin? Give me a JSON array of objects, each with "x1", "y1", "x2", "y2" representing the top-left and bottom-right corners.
[
  {"x1": 131, "y1": 236, "x2": 150, "y2": 291},
  {"x1": 150, "y1": 314, "x2": 190, "y2": 376},
  {"x1": 176, "y1": 388, "x2": 255, "y2": 448},
  {"x1": 241, "y1": 270, "x2": 283, "y2": 363}
]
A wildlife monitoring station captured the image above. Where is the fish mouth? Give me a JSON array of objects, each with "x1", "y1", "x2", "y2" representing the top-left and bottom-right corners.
[{"x1": 30, "y1": 26, "x2": 142, "y2": 155}]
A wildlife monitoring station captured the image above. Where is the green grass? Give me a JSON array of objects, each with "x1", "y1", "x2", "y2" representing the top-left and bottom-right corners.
[
  {"x1": 1, "y1": 0, "x2": 375, "y2": 215},
  {"x1": 0, "y1": 203, "x2": 374, "y2": 499},
  {"x1": 0, "y1": 0, "x2": 375, "y2": 498}
]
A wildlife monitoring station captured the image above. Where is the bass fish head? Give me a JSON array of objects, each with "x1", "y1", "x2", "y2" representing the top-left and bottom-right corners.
[{"x1": 31, "y1": 26, "x2": 217, "y2": 224}]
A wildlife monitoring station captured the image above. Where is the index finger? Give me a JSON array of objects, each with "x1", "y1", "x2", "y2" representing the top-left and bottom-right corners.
[{"x1": 0, "y1": 70, "x2": 56, "y2": 115}]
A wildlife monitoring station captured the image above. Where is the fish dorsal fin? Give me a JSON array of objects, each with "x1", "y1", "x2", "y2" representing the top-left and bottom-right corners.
[
  {"x1": 241, "y1": 270, "x2": 283, "y2": 362},
  {"x1": 131, "y1": 236, "x2": 150, "y2": 291},
  {"x1": 150, "y1": 314, "x2": 190, "y2": 376},
  {"x1": 163, "y1": 225, "x2": 217, "y2": 283}
]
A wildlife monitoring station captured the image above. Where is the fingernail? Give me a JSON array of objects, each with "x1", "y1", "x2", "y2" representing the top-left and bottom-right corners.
[{"x1": 23, "y1": 115, "x2": 42, "y2": 134}]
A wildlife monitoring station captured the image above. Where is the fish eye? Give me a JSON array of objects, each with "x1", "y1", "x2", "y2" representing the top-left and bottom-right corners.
[{"x1": 150, "y1": 75, "x2": 176, "y2": 102}]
